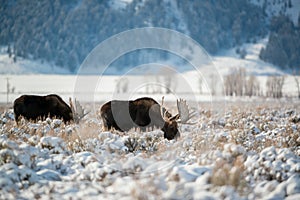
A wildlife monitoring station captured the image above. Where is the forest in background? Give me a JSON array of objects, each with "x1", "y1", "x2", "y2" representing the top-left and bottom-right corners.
[{"x1": 0, "y1": 0, "x2": 299, "y2": 73}]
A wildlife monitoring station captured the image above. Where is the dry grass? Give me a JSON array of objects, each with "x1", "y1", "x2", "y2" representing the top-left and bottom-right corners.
[
  {"x1": 210, "y1": 154, "x2": 247, "y2": 193},
  {"x1": 1, "y1": 101, "x2": 300, "y2": 196}
]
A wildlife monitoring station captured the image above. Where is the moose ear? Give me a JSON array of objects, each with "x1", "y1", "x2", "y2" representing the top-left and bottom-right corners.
[{"x1": 169, "y1": 114, "x2": 180, "y2": 121}]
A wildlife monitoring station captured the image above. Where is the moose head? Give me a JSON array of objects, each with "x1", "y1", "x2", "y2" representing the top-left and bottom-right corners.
[{"x1": 160, "y1": 97, "x2": 197, "y2": 140}]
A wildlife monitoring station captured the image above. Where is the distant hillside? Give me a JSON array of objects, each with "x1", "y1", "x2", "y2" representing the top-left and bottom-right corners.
[
  {"x1": 251, "y1": 0, "x2": 300, "y2": 71},
  {"x1": 0, "y1": 0, "x2": 266, "y2": 73},
  {"x1": 1, "y1": 0, "x2": 299, "y2": 73},
  {"x1": 259, "y1": 15, "x2": 300, "y2": 71}
]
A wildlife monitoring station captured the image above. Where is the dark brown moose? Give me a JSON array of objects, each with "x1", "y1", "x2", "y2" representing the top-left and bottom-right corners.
[
  {"x1": 100, "y1": 97, "x2": 196, "y2": 140},
  {"x1": 13, "y1": 94, "x2": 86, "y2": 124}
]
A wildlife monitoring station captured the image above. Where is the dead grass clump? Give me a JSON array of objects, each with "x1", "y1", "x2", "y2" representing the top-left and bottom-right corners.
[
  {"x1": 124, "y1": 137, "x2": 139, "y2": 152},
  {"x1": 210, "y1": 155, "x2": 247, "y2": 194},
  {"x1": 67, "y1": 139, "x2": 86, "y2": 153},
  {"x1": 124, "y1": 132, "x2": 162, "y2": 154},
  {"x1": 193, "y1": 136, "x2": 223, "y2": 155}
]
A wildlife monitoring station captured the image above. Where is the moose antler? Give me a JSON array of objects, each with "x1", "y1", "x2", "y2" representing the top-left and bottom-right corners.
[
  {"x1": 69, "y1": 97, "x2": 75, "y2": 115},
  {"x1": 160, "y1": 96, "x2": 167, "y2": 119},
  {"x1": 176, "y1": 99, "x2": 197, "y2": 124},
  {"x1": 69, "y1": 97, "x2": 89, "y2": 123},
  {"x1": 159, "y1": 96, "x2": 173, "y2": 120}
]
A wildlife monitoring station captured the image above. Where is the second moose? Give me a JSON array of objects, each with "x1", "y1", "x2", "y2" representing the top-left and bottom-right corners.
[{"x1": 100, "y1": 97, "x2": 196, "y2": 140}]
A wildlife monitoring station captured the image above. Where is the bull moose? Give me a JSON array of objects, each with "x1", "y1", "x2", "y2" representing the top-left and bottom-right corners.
[
  {"x1": 13, "y1": 94, "x2": 87, "y2": 124},
  {"x1": 100, "y1": 97, "x2": 196, "y2": 140}
]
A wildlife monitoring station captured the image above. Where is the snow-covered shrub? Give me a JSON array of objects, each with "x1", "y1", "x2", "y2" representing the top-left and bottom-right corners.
[
  {"x1": 123, "y1": 131, "x2": 163, "y2": 153},
  {"x1": 210, "y1": 144, "x2": 247, "y2": 190},
  {"x1": 39, "y1": 136, "x2": 67, "y2": 154},
  {"x1": 0, "y1": 102, "x2": 300, "y2": 199}
]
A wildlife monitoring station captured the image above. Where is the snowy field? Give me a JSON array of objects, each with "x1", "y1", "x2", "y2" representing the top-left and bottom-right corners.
[
  {"x1": 1, "y1": 101, "x2": 300, "y2": 199},
  {"x1": 0, "y1": 73, "x2": 299, "y2": 105},
  {"x1": 1, "y1": 37, "x2": 300, "y2": 199}
]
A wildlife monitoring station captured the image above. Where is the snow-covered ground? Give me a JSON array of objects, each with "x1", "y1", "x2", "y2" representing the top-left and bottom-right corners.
[
  {"x1": 1, "y1": 101, "x2": 300, "y2": 199},
  {"x1": 214, "y1": 38, "x2": 284, "y2": 76},
  {"x1": 0, "y1": 51, "x2": 71, "y2": 75},
  {"x1": 1, "y1": 73, "x2": 299, "y2": 105}
]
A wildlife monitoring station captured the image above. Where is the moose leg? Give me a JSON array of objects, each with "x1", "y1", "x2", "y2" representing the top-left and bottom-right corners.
[
  {"x1": 15, "y1": 116, "x2": 19, "y2": 126},
  {"x1": 102, "y1": 125, "x2": 109, "y2": 131},
  {"x1": 14, "y1": 114, "x2": 22, "y2": 126},
  {"x1": 101, "y1": 119, "x2": 112, "y2": 132}
]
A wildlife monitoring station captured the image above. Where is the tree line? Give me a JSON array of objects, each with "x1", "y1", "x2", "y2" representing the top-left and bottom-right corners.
[
  {"x1": 0, "y1": 0, "x2": 266, "y2": 73},
  {"x1": 260, "y1": 15, "x2": 300, "y2": 71},
  {"x1": 223, "y1": 68, "x2": 299, "y2": 99}
]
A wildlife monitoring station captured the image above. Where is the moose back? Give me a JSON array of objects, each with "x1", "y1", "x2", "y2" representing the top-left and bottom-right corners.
[{"x1": 13, "y1": 94, "x2": 73, "y2": 123}]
